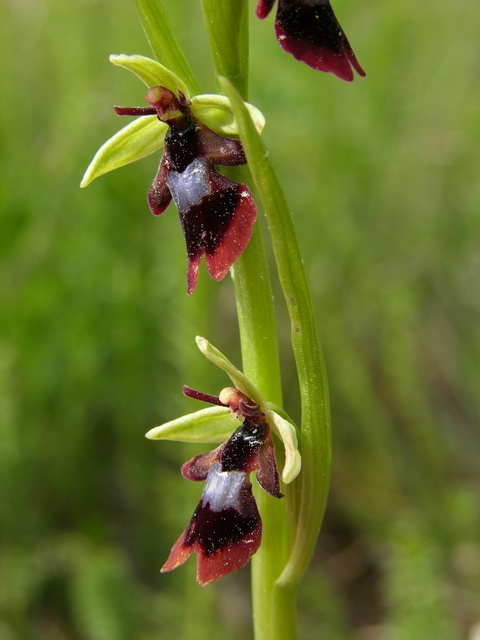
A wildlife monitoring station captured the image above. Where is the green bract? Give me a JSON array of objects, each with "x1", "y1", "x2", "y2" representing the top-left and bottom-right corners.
[
  {"x1": 147, "y1": 337, "x2": 301, "y2": 484},
  {"x1": 81, "y1": 54, "x2": 265, "y2": 188}
]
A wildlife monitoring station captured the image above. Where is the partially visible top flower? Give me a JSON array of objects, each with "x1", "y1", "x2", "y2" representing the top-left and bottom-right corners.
[
  {"x1": 146, "y1": 337, "x2": 302, "y2": 585},
  {"x1": 256, "y1": 0, "x2": 365, "y2": 81},
  {"x1": 81, "y1": 55, "x2": 266, "y2": 294}
]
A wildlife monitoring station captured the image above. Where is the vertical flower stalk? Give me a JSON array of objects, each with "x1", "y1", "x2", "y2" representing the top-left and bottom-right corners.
[{"x1": 198, "y1": 0, "x2": 288, "y2": 635}]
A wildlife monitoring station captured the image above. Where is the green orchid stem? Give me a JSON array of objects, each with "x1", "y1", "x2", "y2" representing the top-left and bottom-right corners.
[
  {"x1": 200, "y1": 0, "x2": 249, "y2": 98},
  {"x1": 231, "y1": 211, "x2": 293, "y2": 640},
  {"x1": 230, "y1": 211, "x2": 282, "y2": 405},
  {"x1": 133, "y1": 0, "x2": 200, "y2": 95},
  {"x1": 200, "y1": 1, "x2": 297, "y2": 638}
]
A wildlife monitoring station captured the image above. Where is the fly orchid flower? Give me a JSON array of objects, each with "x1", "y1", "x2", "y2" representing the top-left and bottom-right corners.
[
  {"x1": 160, "y1": 386, "x2": 281, "y2": 585},
  {"x1": 81, "y1": 55, "x2": 265, "y2": 294},
  {"x1": 256, "y1": 0, "x2": 365, "y2": 81},
  {"x1": 146, "y1": 337, "x2": 301, "y2": 585}
]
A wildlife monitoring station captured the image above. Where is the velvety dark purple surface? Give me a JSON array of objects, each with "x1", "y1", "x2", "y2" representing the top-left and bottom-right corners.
[{"x1": 257, "y1": 0, "x2": 365, "y2": 80}]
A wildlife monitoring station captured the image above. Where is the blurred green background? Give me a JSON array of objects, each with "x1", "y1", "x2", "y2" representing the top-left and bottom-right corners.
[{"x1": 1, "y1": 0, "x2": 479, "y2": 638}]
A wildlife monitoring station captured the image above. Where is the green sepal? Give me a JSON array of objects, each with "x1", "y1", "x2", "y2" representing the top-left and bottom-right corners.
[
  {"x1": 109, "y1": 54, "x2": 190, "y2": 96},
  {"x1": 196, "y1": 336, "x2": 267, "y2": 408},
  {"x1": 145, "y1": 406, "x2": 237, "y2": 443},
  {"x1": 80, "y1": 115, "x2": 165, "y2": 187},
  {"x1": 191, "y1": 94, "x2": 265, "y2": 136}
]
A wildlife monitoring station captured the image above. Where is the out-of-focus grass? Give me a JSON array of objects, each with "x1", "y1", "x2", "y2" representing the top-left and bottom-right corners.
[{"x1": 1, "y1": 0, "x2": 479, "y2": 638}]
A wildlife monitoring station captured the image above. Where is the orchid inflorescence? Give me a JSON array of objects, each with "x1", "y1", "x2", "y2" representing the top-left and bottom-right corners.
[{"x1": 82, "y1": 0, "x2": 362, "y2": 588}]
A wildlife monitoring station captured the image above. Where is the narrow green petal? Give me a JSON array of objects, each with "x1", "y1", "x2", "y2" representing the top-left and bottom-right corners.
[
  {"x1": 81, "y1": 116, "x2": 165, "y2": 187},
  {"x1": 191, "y1": 94, "x2": 265, "y2": 136},
  {"x1": 266, "y1": 410, "x2": 302, "y2": 484},
  {"x1": 109, "y1": 54, "x2": 190, "y2": 96},
  {"x1": 145, "y1": 406, "x2": 237, "y2": 443},
  {"x1": 195, "y1": 336, "x2": 267, "y2": 408}
]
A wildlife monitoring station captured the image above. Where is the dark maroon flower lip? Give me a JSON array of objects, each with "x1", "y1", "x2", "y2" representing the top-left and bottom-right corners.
[
  {"x1": 160, "y1": 387, "x2": 282, "y2": 585},
  {"x1": 115, "y1": 87, "x2": 257, "y2": 294},
  {"x1": 161, "y1": 462, "x2": 262, "y2": 586},
  {"x1": 257, "y1": 0, "x2": 365, "y2": 81}
]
